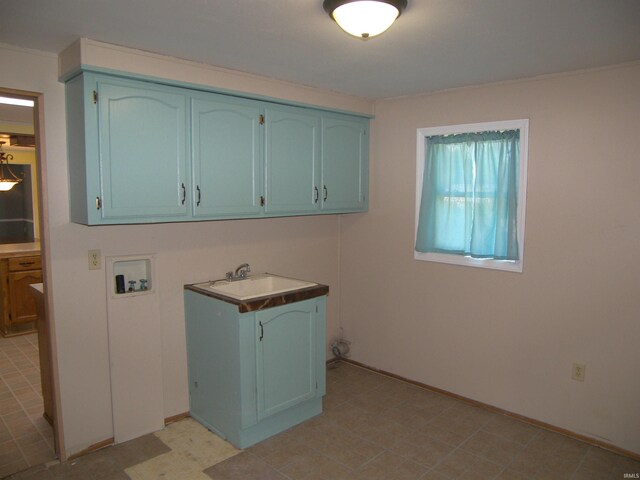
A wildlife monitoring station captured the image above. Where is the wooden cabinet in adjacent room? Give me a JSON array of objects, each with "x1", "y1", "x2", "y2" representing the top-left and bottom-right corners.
[{"x1": 0, "y1": 254, "x2": 42, "y2": 336}]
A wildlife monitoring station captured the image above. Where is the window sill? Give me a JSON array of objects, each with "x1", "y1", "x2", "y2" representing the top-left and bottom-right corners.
[{"x1": 414, "y1": 251, "x2": 523, "y2": 273}]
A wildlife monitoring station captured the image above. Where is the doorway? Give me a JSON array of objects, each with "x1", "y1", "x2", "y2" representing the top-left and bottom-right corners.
[{"x1": 0, "y1": 89, "x2": 61, "y2": 476}]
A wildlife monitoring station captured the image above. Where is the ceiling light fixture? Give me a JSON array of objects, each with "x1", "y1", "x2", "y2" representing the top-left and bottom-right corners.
[
  {"x1": 323, "y1": 0, "x2": 407, "y2": 39},
  {"x1": 0, "y1": 142, "x2": 22, "y2": 192}
]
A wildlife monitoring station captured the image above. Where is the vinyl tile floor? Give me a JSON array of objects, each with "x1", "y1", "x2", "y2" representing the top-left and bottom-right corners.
[
  {"x1": 6, "y1": 362, "x2": 640, "y2": 479},
  {"x1": 0, "y1": 333, "x2": 55, "y2": 478}
]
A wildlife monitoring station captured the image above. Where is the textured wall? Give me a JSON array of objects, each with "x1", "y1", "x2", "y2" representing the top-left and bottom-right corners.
[
  {"x1": 1, "y1": 41, "x2": 371, "y2": 456},
  {"x1": 340, "y1": 63, "x2": 640, "y2": 454}
]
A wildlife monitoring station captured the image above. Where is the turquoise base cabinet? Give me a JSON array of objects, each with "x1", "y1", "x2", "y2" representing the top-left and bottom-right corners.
[{"x1": 184, "y1": 290, "x2": 326, "y2": 449}]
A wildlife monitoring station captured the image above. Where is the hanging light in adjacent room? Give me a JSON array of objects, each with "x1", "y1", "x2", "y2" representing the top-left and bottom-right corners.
[
  {"x1": 0, "y1": 142, "x2": 22, "y2": 192},
  {"x1": 323, "y1": 0, "x2": 407, "y2": 39}
]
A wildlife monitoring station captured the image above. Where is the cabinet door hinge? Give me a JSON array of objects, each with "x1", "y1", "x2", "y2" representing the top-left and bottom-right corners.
[
  {"x1": 92, "y1": 91, "x2": 98, "y2": 104},
  {"x1": 259, "y1": 114, "x2": 265, "y2": 125}
]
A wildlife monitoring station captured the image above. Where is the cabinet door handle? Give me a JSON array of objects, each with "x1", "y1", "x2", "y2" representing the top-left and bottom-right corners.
[
  {"x1": 323, "y1": 185, "x2": 328, "y2": 202},
  {"x1": 95, "y1": 197, "x2": 101, "y2": 210},
  {"x1": 260, "y1": 195, "x2": 265, "y2": 207},
  {"x1": 19, "y1": 262, "x2": 35, "y2": 267},
  {"x1": 196, "y1": 186, "x2": 201, "y2": 207},
  {"x1": 259, "y1": 321, "x2": 264, "y2": 341},
  {"x1": 314, "y1": 186, "x2": 319, "y2": 204},
  {"x1": 181, "y1": 183, "x2": 186, "y2": 205}
]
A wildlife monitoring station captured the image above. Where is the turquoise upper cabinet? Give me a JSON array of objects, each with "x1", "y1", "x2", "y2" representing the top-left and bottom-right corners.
[
  {"x1": 98, "y1": 80, "x2": 189, "y2": 219},
  {"x1": 321, "y1": 114, "x2": 369, "y2": 212},
  {"x1": 191, "y1": 94, "x2": 263, "y2": 217},
  {"x1": 67, "y1": 73, "x2": 189, "y2": 223},
  {"x1": 264, "y1": 106, "x2": 320, "y2": 214},
  {"x1": 66, "y1": 70, "x2": 369, "y2": 225}
]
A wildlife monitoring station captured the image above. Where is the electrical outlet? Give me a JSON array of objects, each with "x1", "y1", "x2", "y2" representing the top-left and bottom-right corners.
[
  {"x1": 88, "y1": 249, "x2": 101, "y2": 270},
  {"x1": 572, "y1": 363, "x2": 586, "y2": 382}
]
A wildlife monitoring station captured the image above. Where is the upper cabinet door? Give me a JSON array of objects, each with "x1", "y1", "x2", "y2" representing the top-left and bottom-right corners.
[
  {"x1": 192, "y1": 95, "x2": 263, "y2": 217},
  {"x1": 264, "y1": 106, "x2": 320, "y2": 214},
  {"x1": 321, "y1": 115, "x2": 369, "y2": 212},
  {"x1": 98, "y1": 79, "x2": 189, "y2": 219}
]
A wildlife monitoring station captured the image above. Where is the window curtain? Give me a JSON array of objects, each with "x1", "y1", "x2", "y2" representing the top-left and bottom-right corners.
[{"x1": 415, "y1": 130, "x2": 520, "y2": 260}]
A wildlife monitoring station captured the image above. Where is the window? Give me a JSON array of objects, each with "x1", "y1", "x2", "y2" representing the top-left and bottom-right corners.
[{"x1": 415, "y1": 119, "x2": 529, "y2": 272}]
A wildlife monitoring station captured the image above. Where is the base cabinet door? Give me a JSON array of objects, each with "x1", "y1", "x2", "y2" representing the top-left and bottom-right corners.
[
  {"x1": 255, "y1": 300, "x2": 317, "y2": 421},
  {"x1": 191, "y1": 95, "x2": 263, "y2": 217},
  {"x1": 9, "y1": 270, "x2": 43, "y2": 325},
  {"x1": 0, "y1": 256, "x2": 42, "y2": 337},
  {"x1": 321, "y1": 114, "x2": 369, "y2": 212}
]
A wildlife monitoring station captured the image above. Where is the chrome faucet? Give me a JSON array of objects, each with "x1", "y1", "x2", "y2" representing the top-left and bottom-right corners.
[{"x1": 226, "y1": 263, "x2": 251, "y2": 281}]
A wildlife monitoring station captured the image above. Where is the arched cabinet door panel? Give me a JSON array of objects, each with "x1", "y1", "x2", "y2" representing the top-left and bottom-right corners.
[
  {"x1": 97, "y1": 79, "x2": 189, "y2": 219},
  {"x1": 191, "y1": 94, "x2": 263, "y2": 217},
  {"x1": 255, "y1": 300, "x2": 317, "y2": 421}
]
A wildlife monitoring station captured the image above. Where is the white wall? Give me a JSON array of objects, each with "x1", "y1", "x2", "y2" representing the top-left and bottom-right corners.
[
  {"x1": 1, "y1": 41, "x2": 372, "y2": 456},
  {"x1": 340, "y1": 63, "x2": 640, "y2": 455},
  {"x1": 5, "y1": 37, "x2": 639, "y2": 458}
]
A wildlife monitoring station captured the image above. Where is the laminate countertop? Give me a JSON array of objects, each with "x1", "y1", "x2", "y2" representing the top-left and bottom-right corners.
[
  {"x1": 0, "y1": 242, "x2": 41, "y2": 259},
  {"x1": 185, "y1": 277, "x2": 329, "y2": 314}
]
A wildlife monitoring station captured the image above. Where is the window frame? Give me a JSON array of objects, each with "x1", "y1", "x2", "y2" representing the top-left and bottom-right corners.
[{"x1": 415, "y1": 119, "x2": 529, "y2": 273}]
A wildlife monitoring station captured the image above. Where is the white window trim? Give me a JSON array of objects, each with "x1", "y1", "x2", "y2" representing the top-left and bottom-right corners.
[{"x1": 415, "y1": 119, "x2": 529, "y2": 273}]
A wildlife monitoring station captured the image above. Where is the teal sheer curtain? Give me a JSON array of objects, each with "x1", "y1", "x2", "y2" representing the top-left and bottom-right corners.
[{"x1": 415, "y1": 130, "x2": 520, "y2": 260}]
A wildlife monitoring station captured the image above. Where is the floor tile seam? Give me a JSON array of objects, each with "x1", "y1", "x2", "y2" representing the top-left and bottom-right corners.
[
  {"x1": 420, "y1": 439, "x2": 505, "y2": 478},
  {"x1": 5, "y1": 389, "x2": 53, "y2": 456},
  {"x1": 493, "y1": 430, "x2": 542, "y2": 480},
  {"x1": 0, "y1": 416, "x2": 30, "y2": 469},
  {"x1": 2, "y1": 364, "x2": 29, "y2": 389},
  {"x1": 566, "y1": 445, "x2": 592, "y2": 480},
  {"x1": 467, "y1": 423, "x2": 531, "y2": 450},
  {"x1": 7, "y1": 357, "x2": 36, "y2": 375},
  {"x1": 418, "y1": 415, "x2": 503, "y2": 475},
  {"x1": 0, "y1": 375, "x2": 19, "y2": 388},
  {"x1": 500, "y1": 428, "x2": 594, "y2": 479},
  {"x1": 243, "y1": 449, "x2": 304, "y2": 480},
  {"x1": 528, "y1": 427, "x2": 595, "y2": 467},
  {"x1": 480, "y1": 415, "x2": 543, "y2": 440},
  {"x1": 0, "y1": 380, "x2": 15, "y2": 397},
  {"x1": 14, "y1": 344, "x2": 35, "y2": 355},
  {"x1": 326, "y1": 445, "x2": 386, "y2": 474}
]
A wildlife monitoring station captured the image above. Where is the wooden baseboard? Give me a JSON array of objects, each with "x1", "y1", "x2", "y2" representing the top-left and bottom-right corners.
[
  {"x1": 164, "y1": 412, "x2": 189, "y2": 425},
  {"x1": 340, "y1": 358, "x2": 640, "y2": 462}
]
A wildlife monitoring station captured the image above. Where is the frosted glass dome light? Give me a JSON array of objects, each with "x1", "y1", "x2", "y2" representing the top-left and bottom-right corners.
[{"x1": 323, "y1": 0, "x2": 408, "y2": 39}]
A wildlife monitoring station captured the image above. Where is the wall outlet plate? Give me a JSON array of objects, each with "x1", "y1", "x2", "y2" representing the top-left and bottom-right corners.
[
  {"x1": 572, "y1": 363, "x2": 586, "y2": 382},
  {"x1": 88, "y1": 249, "x2": 101, "y2": 270}
]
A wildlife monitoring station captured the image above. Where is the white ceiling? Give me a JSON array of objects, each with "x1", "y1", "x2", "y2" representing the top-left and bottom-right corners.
[
  {"x1": 0, "y1": 104, "x2": 33, "y2": 125},
  {"x1": 2, "y1": 0, "x2": 640, "y2": 99}
]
